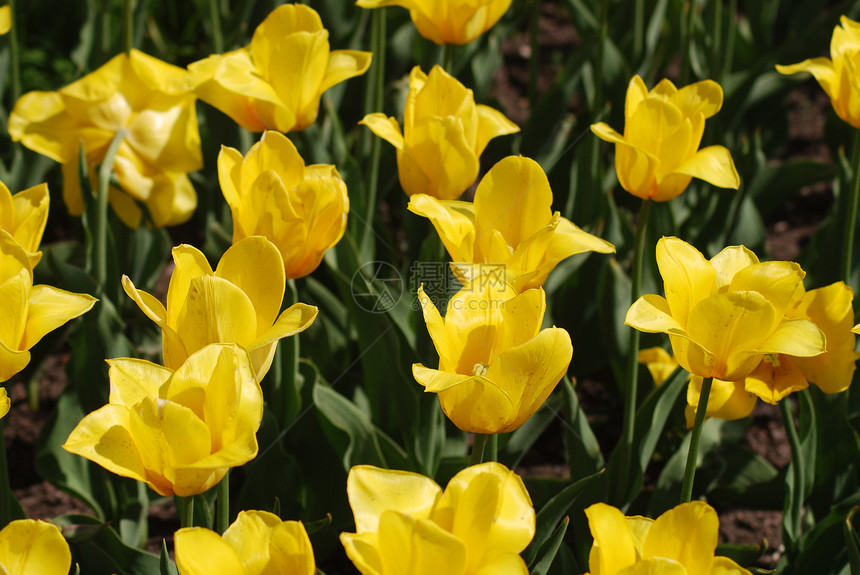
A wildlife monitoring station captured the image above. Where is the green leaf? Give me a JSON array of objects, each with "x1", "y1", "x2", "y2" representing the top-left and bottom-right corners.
[
  {"x1": 55, "y1": 514, "x2": 161, "y2": 575},
  {"x1": 844, "y1": 507, "x2": 860, "y2": 575},
  {"x1": 530, "y1": 516, "x2": 569, "y2": 575},
  {"x1": 160, "y1": 540, "x2": 178, "y2": 575},
  {"x1": 562, "y1": 377, "x2": 604, "y2": 481}
]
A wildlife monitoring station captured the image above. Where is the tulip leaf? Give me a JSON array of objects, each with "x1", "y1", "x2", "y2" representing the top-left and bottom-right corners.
[
  {"x1": 501, "y1": 392, "x2": 563, "y2": 470},
  {"x1": 783, "y1": 390, "x2": 817, "y2": 546},
  {"x1": 159, "y1": 540, "x2": 178, "y2": 575},
  {"x1": 55, "y1": 514, "x2": 161, "y2": 575},
  {"x1": 530, "y1": 515, "x2": 569, "y2": 575},
  {"x1": 845, "y1": 507, "x2": 860, "y2": 575},
  {"x1": 561, "y1": 377, "x2": 604, "y2": 482},
  {"x1": 716, "y1": 541, "x2": 767, "y2": 567},
  {"x1": 524, "y1": 469, "x2": 604, "y2": 565}
]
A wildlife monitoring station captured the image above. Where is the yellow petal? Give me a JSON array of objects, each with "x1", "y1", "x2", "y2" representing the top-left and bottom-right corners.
[
  {"x1": 268, "y1": 520, "x2": 316, "y2": 575},
  {"x1": 9, "y1": 182, "x2": 50, "y2": 259},
  {"x1": 642, "y1": 501, "x2": 718, "y2": 573},
  {"x1": 252, "y1": 302, "x2": 318, "y2": 349},
  {"x1": 0, "y1": 388, "x2": 9, "y2": 420},
  {"x1": 376, "y1": 512, "x2": 468, "y2": 575},
  {"x1": 321, "y1": 50, "x2": 373, "y2": 94},
  {"x1": 638, "y1": 347, "x2": 679, "y2": 386},
  {"x1": 669, "y1": 79, "x2": 723, "y2": 119},
  {"x1": 584, "y1": 503, "x2": 638, "y2": 574},
  {"x1": 106, "y1": 357, "x2": 172, "y2": 408},
  {"x1": 743, "y1": 356, "x2": 808, "y2": 404},
  {"x1": 617, "y1": 558, "x2": 688, "y2": 575},
  {"x1": 167, "y1": 244, "x2": 214, "y2": 326},
  {"x1": 175, "y1": 527, "x2": 245, "y2": 575},
  {"x1": 709, "y1": 245, "x2": 759, "y2": 292},
  {"x1": 218, "y1": 510, "x2": 282, "y2": 573},
  {"x1": 0, "y1": 340, "x2": 30, "y2": 383},
  {"x1": 672, "y1": 145, "x2": 740, "y2": 189},
  {"x1": 122, "y1": 274, "x2": 167, "y2": 328},
  {"x1": 0, "y1": 266, "x2": 29, "y2": 353},
  {"x1": 474, "y1": 104, "x2": 519, "y2": 157},
  {"x1": 757, "y1": 317, "x2": 826, "y2": 358},
  {"x1": 0, "y1": 6, "x2": 10, "y2": 35},
  {"x1": 63, "y1": 404, "x2": 149, "y2": 487},
  {"x1": 728, "y1": 261, "x2": 805, "y2": 314},
  {"x1": 776, "y1": 58, "x2": 838, "y2": 101},
  {"x1": 216, "y1": 236, "x2": 286, "y2": 334},
  {"x1": 22, "y1": 285, "x2": 96, "y2": 349},
  {"x1": 710, "y1": 555, "x2": 754, "y2": 574},
  {"x1": 174, "y1": 274, "x2": 259, "y2": 353},
  {"x1": 625, "y1": 75, "x2": 650, "y2": 122},
  {"x1": 685, "y1": 376, "x2": 756, "y2": 428},
  {"x1": 656, "y1": 237, "x2": 715, "y2": 329},
  {"x1": 407, "y1": 194, "x2": 476, "y2": 262},
  {"x1": 0, "y1": 520, "x2": 71, "y2": 575},
  {"x1": 346, "y1": 465, "x2": 442, "y2": 534},
  {"x1": 361, "y1": 113, "x2": 405, "y2": 150}
]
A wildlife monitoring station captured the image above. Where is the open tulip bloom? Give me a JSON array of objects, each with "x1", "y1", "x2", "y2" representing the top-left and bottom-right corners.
[
  {"x1": 188, "y1": 3, "x2": 372, "y2": 133},
  {"x1": 777, "y1": 16, "x2": 860, "y2": 128},
  {"x1": 408, "y1": 155, "x2": 614, "y2": 291},
  {"x1": 176, "y1": 510, "x2": 315, "y2": 575},
  {"x1": 0, "y1": 519, "x2": 72, "y2": 575},
  {"x1": 591, "y1": 75, "x2": 739, "y2": 201},
  {"x1": 341, "y1": 462, "x2": 535, "y2": 575},
  {"x1": 122, "y1": 236, "x2": 318, "y2": 380},
  {"x1": 0, "y1": 181, "x2": 49, "y2": 268},
  {"x1": 362, "y1": 66, "x2": 519, "y2": 200},
  {"x1": 0, "y1": 230, "x2": 97, "y2": 382},
  {"x1": 356, "y1": 0, "x2": 513, "y2": 45},
  {"x1": 413, "y1": 276, "x2": 572, "y2": 434},
  {"x1": 584, "y1": 501, "x2": 751, "y2": 574},
  {"x1": 626, "y1": 237, "x2": 826, "y2": 383},
  {"x1": 64, "y1": 344, "x2": 263, "y2": 497},
  {"x1": 219, "y1": 131, "x2": 349, "y2": 279},
  {"x1": 9, "y1": 50, "x2": 202, "y2": 228}
]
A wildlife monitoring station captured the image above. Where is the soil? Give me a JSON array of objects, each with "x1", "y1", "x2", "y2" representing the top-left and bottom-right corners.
[{"x1": 5, "y1": 2, "x2": 838, "y2": 573}]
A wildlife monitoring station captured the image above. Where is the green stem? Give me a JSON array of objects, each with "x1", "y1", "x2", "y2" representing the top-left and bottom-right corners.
[
  {"x1": 841, "y1": 129, "x2": 860, "y2": 286},
  {"x1": 441, "y1": 43, "x2": 454, "y2": 74},
  {"x1": 95, "y1": 129, "x2": 126, "y2": 292},
  {"x1": 593, "y1": 0, "x2": 609, "y2": 112},
  {"x1": 216, "y1": 471, "x2": 229, "y2": 534},
  {"x1": 633, "y1": 0, "x2": 644, "y2": 60},
  {"x1": 280, "y1": 279, "x2": 299, "y2": 426},
  {"x1": 620, "y1": 199, "x2": 652, "y2": 456},
  {"x1": 527, "y1": 0, "x2": 540, "y2": 104},
  {"x1": 179, "y1": 496, "x2": 194, "y2": 529},
  {"x1": 710, "y1": 0, "x2": 723, "y2": 83},
  {"x1": 0, "y1": 420, "x2": 10, "y2": 527},
  {"x1": 780, "y1": 396, "x2": 804, "y2": 538},
  {"x1": 469, "y1": 433, "x2": 497, "y2": 465},
  {"x1": 208, "y1": 0, "x2": 224, "y2": 53},
  {"x1": 122, "y1": 0, "x2": 135, "y2": 53},
  {"x1": 680, "y1": 0, "x2": 696, "y2": 85},
  {"x1": 681, "y1": 376, "x2": 713, "y2": 503},
  {"x1": 361, "y1": 8, "x2": 386, "y2": 255},
  {"x1": 8, "y1": 0, "x2": 20, "y2": 104}
]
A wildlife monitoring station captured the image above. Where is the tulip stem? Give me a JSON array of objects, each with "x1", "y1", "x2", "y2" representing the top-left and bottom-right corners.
[
  {"x1": 361, "y1": 8, "x2": 386, "y2": 254},
  {"x1": 841, "y1": 129, "x2": 860, "y2": 286},
  {"x1": 442, "y1": 43, "x2": 454, "y2": 74},
  {"x1": 122, "y1": 0, "x2": 135, "y2": 53},
  {"x1": 179, "y1": 496, "x2": 194, "y2": 529},
  {"x1": 680, "y1": 376, "x2": 713, "y2": 503},
  {"x1": 207, "y1": 0, "x2": 224, "y2": 53},
  {"x1": 216, "y1": 471, "x2": 229, "y2": 534},
  {"x1": 0, "y1": 420, "x2": 10, "y2": 527},
  {"x1": 94, "y1": 128, "x2": 126, "y2": 292},
  {"x1": 679, "y1": 0, "x2": 696, "y2": 86},
  {"x1": 780, "y1": 396, "x2": 805, "y2": 539},
  {"x1": 528, "y1": 0, "x2": 540, "y2": 104},
  {"x1": 469, "y1": 433, "x2": 497, "y2": 465},
  {"x1": 617, "y1": 199, "x2": 651, "y2": 495},
  {"x1": 7, "y1": 0, "x2": 20, "y2": 104}
]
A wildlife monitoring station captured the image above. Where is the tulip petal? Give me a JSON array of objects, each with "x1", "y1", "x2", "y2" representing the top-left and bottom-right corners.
[
  {"x1": 685, "y1": 376, "x2": 757, "y2": 428},
  {"x1": 106, "y1": 357, "x2": 172, "y2": 407},
  {"x1": 625, "y1": 294, "x2": 688, "y2": 336},
  {"x1": 321, "y1": 50, "x2": 373, "y2": 94},
  {"x1": 377, "y1": 512, "x2": 468, "y2": 575},
  {"x1": 642, "y1": 500, "x2": 718, "y2": 573},
  {"x1": 22, "y1": 285, "x2": 97, "y2": 349},
  {"x1": 742, "y1": 356, "x2": 808, "y2": 404},
  {"x1": 399, "y1": 115, "x2": 480, "y2": 199},
  {"x1": 709, "y1": 245, "x2": 759, "y2": 292},
  {"x1": 776, "y1": 58, "x2": 838, "y2": 100},
  {"x1": 711, "y1": 555, "x2": 755, "y2": 574},
  {"x1": 268, "y1": 520, "x2": 316, "y2": 575},
  {"x1": 175, "y1": 527, "x2": 246, "y2": 575},
  {"x1": 346, "y1": 465, "x2": 442, "y2": 534},
  {"x1": 584, "y1": 503, "x2": 638, "y2": 574},
  {"x1": 728, "y1": 261, "x2": 805, "y2": 314},
  {"x1": 340, "y1": 532, "x2": 385, "y2": 575},
  {"x1": 670, "y1": 79, "x2": 723, "y2": 119},
  {"x1": 10, "y1": 182, "x2": 50, "y2": 258},
  {"x1": 656, "y1": 236, "x2": 715, "y2": 328},
  {"x1": 252, "y1": 302, "x2": 318, "y2": 350},
  {"x1": 757, "y1": 317, "x2": 826, "y2": 358},
  {"x1": 416, "y1": 286, "x2": 455, "y2": 365},
  {"x1": 474, "y1": 104, "x2": 519, "y2": 157},
  {"x1": 0, "y1": 520, "x2": 71, "y2": 575},
  {"x1": 617, "y1": 558, "x2": 688, "y2": 575},
  {"x1": 175, "y1": 275, "x2": 259, "y2": 354},
  {"x1": 672, "y1": 145, "x2": 740, "y2": 190},
  {"x1": 167, "y1": 244, "x2": 214, "y2": 325},
  {"x1": 0, "y1": 340, "x2": 30, "y2": 383},
  {"x1": 216, "y1": 236, "x2": 286, "y2": 332},
  {"x1": 407, "y1": 194, "x2": 475, "y2": 262},
  {"x1": 0, "y1": 266, "x2": 29, "y2": 352},
  {"x1": 361, "y1": 113, "x2": 405, "y2": 150},
  {"x1": 63, "y1": 404, "x2": 149, "y2": 486}
]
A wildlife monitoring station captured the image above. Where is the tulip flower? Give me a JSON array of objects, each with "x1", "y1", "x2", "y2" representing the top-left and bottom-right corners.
[
  {"x1": 363, "y1": 66, "x2": 519, "y2": 200},
  {"x1": 64, "y1": 344, "x2": 263, "y2": 497},
  {"x1": 584, "y1": 501, "x2": 751, "y2": 575},
  {"x1": 218, "y1": 131, "x2": 349, "y2": 278},
  {"x1": 356, "y1": 0, "x2": 512, "y2": 45},
  {"x1": 413, "y1": 276, "x2": 572, "y2": 434},
  {"x1": 122, "y1": 236, "x2": 318, "y2": 380},
  {"x1": 777, "y1": 16, "x2": 860, "y2": 128},
  {"x1": 591, "y1": 75, "x2": 739, "y2": 201},
  {"x1": 176, "y1": 510, "x2": 315, "y2": 575},
  {"x1": 188, "y1": 3, "x2": 372, "y2": 133},
  {"x1": 0, "y1": 6, "x2": 9, "y2": 35},
  {"x1": 626, "y1": 237, "x2": 826, "y2": 382},
  {"x1": 0, "y1": 181, "x2": 49, "y2": 268},
  {"x1": 408, "y1": 155, "x2": 614, "y2": 291},
  {"x1": 0, "y1": 388, "x2": 8, "y2": 420},
  {"x1": 9, "y1": 50, "x2": 202, "y2": 228},
  {"x1": 0, "y1": 519, "x2": 72, "y2": 575},
  {"x1": 341, "y1": 462, "x2": 534, "y2": 575},
  {"x1": 0, "y1": 231, "x2": 96, "y2": 382}
]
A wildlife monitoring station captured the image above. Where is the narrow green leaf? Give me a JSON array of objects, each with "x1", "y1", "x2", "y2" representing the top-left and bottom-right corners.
[{"x1": 530, "y1": 516, "x2": 569, "y2": 575}]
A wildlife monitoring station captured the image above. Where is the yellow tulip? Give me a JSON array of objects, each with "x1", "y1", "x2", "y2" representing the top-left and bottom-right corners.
[
  {"x1": 591, "y1": 75, "x2": 740, "y2": 201},
  {"x1": 413, "y1": 276, "x2": 572, "y2": 434},
  {"x1": 341, "y1": 462, "x2": 534, "y2": 575},
  {"x1": 176, "y1": 510, "x2": 315, "y2": 575},
  {"x1": 122, "y1": 236, "x2": 318, "y2": 380},
  {"x1": 0, "y1": 388, "x2": 8, "y2": 420},
  {"x1": 63, "y1": 344, "x2": 263, "y2": 497},
  {"x1": 777, "y1": 16, "x2": 860, "y2": 128},
  {"x1": 0, "y1": 519, "x2": 72, "y2": 575},
  {"x1": 188, "y1": 3, "x2": 371, "y2": 133},
  {"x1": 218, "y1": 131, "x2": 349, "y2": 278},
  {"x1": 9, "y1": 50, "x2": 202, "y2": 228},
  {"x1": 584, "y1": 501, "x2": 751, "y2": 575},
  {"x1": 0, "y1": 181, "x2": 48, "y2": 268},
  {"x1": 356, "y1": 0, "x2": 512, "y2": 45},
  {"x1": 637, "y1": 347, "x2": 679, "y2": 386},
  {"x1": 408, "y1": 155, "x2": 614, "y2": 291},
  {"x1": 626, "y1": 237, "x2": 826, "y2": 382},
  {"x1": 362, "y1": 66, "x2": 519, "y2": 200},
  {"x1": 0, "y1": 231, "x2": 96, "y2": 382},
  {"x1": 0, "y1": 6, "x2": 10, "y2": 36}
]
